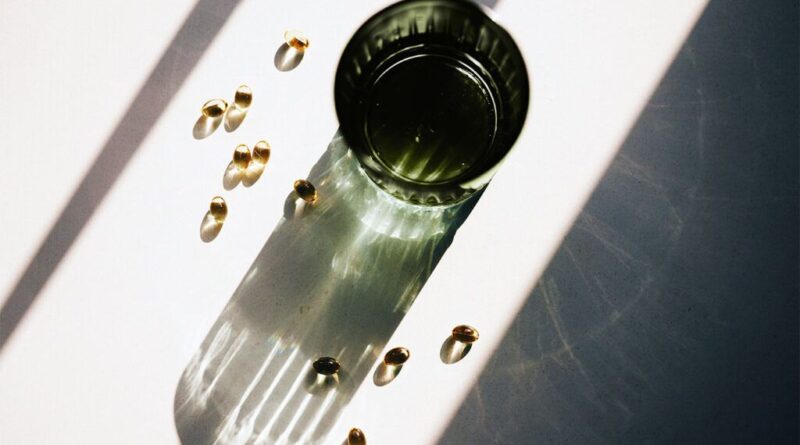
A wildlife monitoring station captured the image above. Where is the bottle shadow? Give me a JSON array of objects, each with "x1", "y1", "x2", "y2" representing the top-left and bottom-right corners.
[{"x1": 174, "y1": 132, "x2": 479, "y2": 444}]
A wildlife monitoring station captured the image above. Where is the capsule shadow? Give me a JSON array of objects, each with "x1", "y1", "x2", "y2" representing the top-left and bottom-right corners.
[
  {"x1": 222, "y1": 161, "x2": 244, "y2": 190},
  {"x1": 274, "y1": 43, "x2": 304, "y2": 71},
  {"x1": 193, "y1": 114, "x2": 222, "y2": 139},
  {"x1": 373, "y1": 362, "x2": 402, "y2": 386},
  {"x1": 199, "y1": 211, "x2": 222, "y2": 243},
  {"x1": 440, "y1": 335, "x2": 473, "y2": 364},
  {"x1": 224, "y1": 105, "x2": 247, "y2": 132},
  {"x1": 242, "y1": 161, "x2": 265, "y2": 187}
]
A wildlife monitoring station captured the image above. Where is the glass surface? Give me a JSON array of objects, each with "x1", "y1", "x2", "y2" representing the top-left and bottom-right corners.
[
  {"x1": 366, "y1": 51, "x2": 497, "y2": 184},
  {"x1": 335, "y1": 0, "x2": 529, "y2": 205}
]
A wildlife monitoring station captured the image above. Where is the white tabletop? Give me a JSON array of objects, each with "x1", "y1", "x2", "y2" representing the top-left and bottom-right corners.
[{"x1": 0, "y1": 0, "x2": 707, "y2": 443}]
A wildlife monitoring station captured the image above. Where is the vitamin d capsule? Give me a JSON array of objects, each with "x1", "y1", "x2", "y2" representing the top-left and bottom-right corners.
[
  {"x1": 452, "y1": 325, "x2": 479, "y2": 343},
  {"x1": 233, "y1": 144, "x2": 252, "y2": 171},
  {"x1": 313, "y1": 357, "x2": 340, "y2": 376},
  {"x1": 293, "y1": 179, "x2": 318, "y2": 203},
  {"x1": 347, "y1": 428, "x2": 366, "y2": 445},
  {"x1": 209, "y1": 196, "x2": 227, "y2": 222},
  {"x1": 234, "y1": 85, "x2": 252, "y2": 109},
  {"x1": 383, "y1": 347, "x2": 410, "y2": 366},
  {"x1": 201, "y1": 99, "x2": 228, "y2": 118},
  {"x1": 284, "y1": 30, "x2": 310, "y2": 51},
  {"x1": 253, "y1": 140, "x2": 271, "y2": 164}
]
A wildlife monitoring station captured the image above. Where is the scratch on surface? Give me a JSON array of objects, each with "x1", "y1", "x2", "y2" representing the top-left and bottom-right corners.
[
  {"x1": 472, "y1": 383, "x2": 490, "y2": 438},
  {"x1": 540, "y1": 277, "x2": 592, "y2": 385},
  {"x1": 685, "y1": 45, "x2": 707, "y2": 166},
  {"x1": 616, "y1": 153, "x2": 666, "y2": 191},
  {"x1": 564, "y1": 244, "x2": 615, "y2": 309},
  {"x1": 614, "y1": 155, "x2": 686, "y2": 230},
  {"x1": 744, "y1": 25, "x2": 763, "y2": 95},
  {"x1": 646, "y1": 96, "x2": 736, "y2": 108},
  {"x1": 591, "y1": 274, "x2": 617, "y2": 309},
  {"x1": 576, "y1": 212, "x2": 641, "y2": 268}
]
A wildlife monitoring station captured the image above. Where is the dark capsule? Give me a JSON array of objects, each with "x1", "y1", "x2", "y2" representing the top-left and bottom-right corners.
[
  {"x1": 452, "y1": 325, "x2": 479, "y2": 343},
  {"x1": 383, "y1": 347, "x2": 410, "y2": 366},
  {"x1": 312, "y1": 357, "x2": 340, "y2": 375},
  {"x1": 347, "y1": 428, "x2": 366, "y2": 445},
  {"x1": 294, "y1": 179, "x2": 318, "y2": 203}
]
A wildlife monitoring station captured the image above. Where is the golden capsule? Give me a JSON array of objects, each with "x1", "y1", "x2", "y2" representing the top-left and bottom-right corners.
[
  {"x1": 383, "y1": 347, "x2": 410, "y2": 366},
  {"x1": 452, "y1": 325, "x2": 479, "y2": 343},
  {"x1": 284, "y1": 30, "x2": 310, "y2": 51},
  {"x1": 209, "y1": 196, "x2": 227, "y2": 222},
  {"x1": 233, "y1": 144, "x2": 252, "y2": 171},
  {"x1": 253, "y1": 140, "x2": 271, "y2": 164},
  {"x1": 293, "y1": 179, "x2": 318, "y2": 203},
  {"x1": 233, "y1": 84, "x2": 253, "y2": 109},
  {"x1": 313, "y1": 357, "x2": 340, "y2": 376},
  {"x1": 201, "y1": 99, "x2": 228, "y2": 118},
  {"x1": 347, "y1": 428, "x2": 366, "y2": 445}
]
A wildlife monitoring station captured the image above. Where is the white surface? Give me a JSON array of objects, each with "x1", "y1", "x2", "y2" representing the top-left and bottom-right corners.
[{"x1": 0, "y1": 0, "x2": 707, "y2": 444}]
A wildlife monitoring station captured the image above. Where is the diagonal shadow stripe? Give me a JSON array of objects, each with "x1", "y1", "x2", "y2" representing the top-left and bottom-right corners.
[
  {"x1": 439, "y1": 0, "x2": 798, "y2": 442},
  {"x1": 0, "y1": 0, "x2": 243, "y2": 353}
]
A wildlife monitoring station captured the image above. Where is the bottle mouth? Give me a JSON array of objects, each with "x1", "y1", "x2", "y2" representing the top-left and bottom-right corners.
[{"x1": 335, "y1": 0, "x2": 529, "y2": 205}]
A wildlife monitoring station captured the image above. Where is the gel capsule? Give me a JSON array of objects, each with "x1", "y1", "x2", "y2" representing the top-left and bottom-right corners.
[
  {"x1": 234, "y1": 85, "x2": 253, "y2": 109},
  {"x1": 201, "y1": 99, "x2": 228, "y2": 118},
  {"x1": 209, "y1": 196, "x2": 227, "y2": 222},
  {"x1": 253, "y1": 140, "x2": 271, "y2": 164},
  {"x1": 383, "y1": 347, "x2": 410, "y2": 366},
  {"x1": 313, "y1": 357, "x2": 340, "y2": 376},
  {"x1": 284, "y1": 30, "x2": 310, "y2": 51},
  {"x1": 347, "y1": 428, "x2": 366, "y2": 445},
  {"x1": 233, "y1": 144, "x2": 252, "y2": 171},
  {"x1": 294, "y1": 179, "x2": 318, "y2": 203},
  {"x1": 452, "y1": 325, "x2": 479, "y2": 343}
]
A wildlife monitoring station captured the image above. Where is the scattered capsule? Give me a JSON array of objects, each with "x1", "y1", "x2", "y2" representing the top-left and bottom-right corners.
[
  {"x1": 209, "y1": 196, "x2": 227, "y2": 222},
  {"x1": 234, "y1": 85, "x2": 253, "y2": 109},
  {"x1": 294, "y1": 179, "x2": 318, "y2": 203},
  {"x1": 284, "y1": 30, "x2": 310, "y2": 51},
  {"x1": 383, "y1": 347, "x2": 410, "y2": 366},
  {"x1": 253, "y1": 140, "x2": 271, "y2": 164},
  {"x1": 452, "y1": 325, "x2": 479, "y2": 343},
  {"x1": 233, "y1": 144, "x2": 252, "y2": 171},
  {"x1": 313, "y1": 357, "x2": 340, "y2": 376},
  {"x1": 201, "y1": 99, "x2": 228, "y2": 118},
  {"x1": 347, "y1": 428, "x2": 366, "y2": 445}
]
